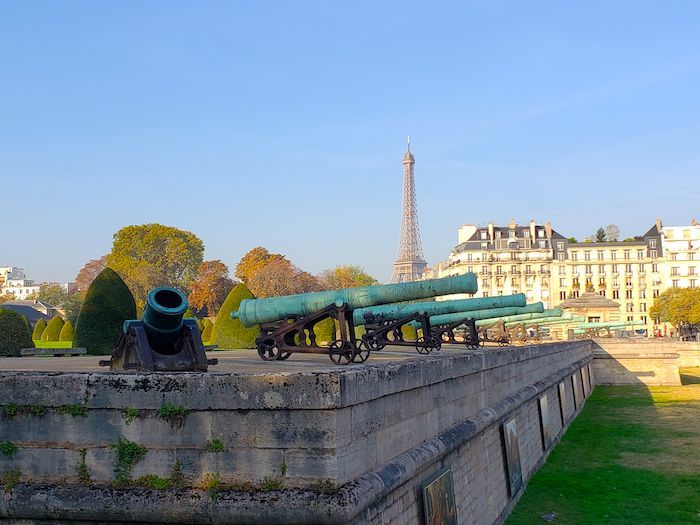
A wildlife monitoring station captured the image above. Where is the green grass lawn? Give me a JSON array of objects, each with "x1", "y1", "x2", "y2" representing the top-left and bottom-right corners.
[
  {"x1": 32, "y1": 340, "x2": 73, "y2": 349},
  {"x1": 506, "y1": 368, "x2": 700, "y2": 525}
]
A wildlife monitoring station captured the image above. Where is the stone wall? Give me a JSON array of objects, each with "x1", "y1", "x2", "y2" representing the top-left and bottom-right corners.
[{"x1": 0, "y1": 342, "x2": 594, "y2": 523}]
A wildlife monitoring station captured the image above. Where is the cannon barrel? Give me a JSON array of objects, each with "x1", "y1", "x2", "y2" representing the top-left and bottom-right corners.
[
  {"x1": 352, "y1": 293, "x2": 525, "y2": 326},
  {"x1": 578, "y1": 320, "x2": 644, "y2": 329},
  {"x1": 503, "y1": 315, "x2": 584, "y2": 327},
  {"x1": 475, "y1": 308, "x2": 563, "y2": 327},
  {"x1": 232, "y1": 273, "x2": 478, "y2": 327},
  {"x1": 412, "y1": 303, "x2": 546, "y2": 328},
  {"x1": 141, "y1": 287, "x2": 189, "y2": 353}
]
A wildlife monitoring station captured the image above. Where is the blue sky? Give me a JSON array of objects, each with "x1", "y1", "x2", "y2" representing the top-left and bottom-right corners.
[{"x1": 2, "y1": 1, "x2": 699, "y2": 283}]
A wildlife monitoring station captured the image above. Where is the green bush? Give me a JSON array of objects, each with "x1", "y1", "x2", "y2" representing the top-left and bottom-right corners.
[
  {"x1": 41, "y1": 316, "x2": 65, "y2": 342},
  {"x1": 313, "y1": 318, "x2": 336, "y2": 343},
  {"x1": 212, "y1": 284, "x2": 260, "y2": 349},
  {"x1": 401, "y1": 324, "x2": 418, "y2": 342},
  {"x1": 74, "y1": 268, "x2": 137, "y2": 355},
  {"x1": 31, "y1": 318, "x2": 47, "y2": 341},
  {"x1": 59, "y1": 320, "x2": 75, "y2": 341},
  {"x1": 201, "y1": 319, "x2": 213, "y2": 342},
  {"x1": 0, "y1": 309, "x2": 34, "y2": 356}
]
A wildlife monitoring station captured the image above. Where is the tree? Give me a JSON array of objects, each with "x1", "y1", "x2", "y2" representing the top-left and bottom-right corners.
[
  {"x1": 41, "y1": 316, "x2": 65, "y2": 342},
  {"x1": 106, "y1": 224, "x2": 204, "y2": 306},
  {"x1": 318, "y1": 265, "x2": 379, "y2": 290},
  {"x1": 188, "y1": 260, "x2": 236, "y2": 316},
  {"x1": 650, "y1": 288, "x2": 700, "y2": 329},
  {"x1": 235, "y1": 247, "x2": 287, "y2": 284},
  {"x1": 212, "y1": 283, "x2": 260, "y2": 349},
  {"x1": 74, "y1": 268, "x2": 137, "y2": 355},
  {"x1": 247, "y1": 258, "x2": 321, "y2": 298},
  {"x1": 595, "y1": 227, "x2": 606, "y2": 242},
  {"x1": 0, "y1": 293, "x2": 13, "y2": 303},
  {"x1": 75, "y1": 256, "x2": 108, "y2": 292},
  {"x1": 567, "y1": 237, "x2": 578, "y2": 244},
  {"x1": 0, "y1": 309, "x2": 33, "y2": 356},
  {"x1": 32, "y1": 318, "x2": 47, "y2": 341},
  {"x1": 605, "y1": 224, "x2": 620, "y2": 243},
  {"x1": 59, "y1": 320, "x2": 75, "y2": 341}
]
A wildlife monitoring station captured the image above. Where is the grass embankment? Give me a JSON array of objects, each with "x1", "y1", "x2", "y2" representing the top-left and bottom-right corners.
[
  {"x1": 507, "y1": 368, "x2": 700, "y2": 525},
  {"x1": 32, "y1": 341, "x2": 73, "y2": 349}
]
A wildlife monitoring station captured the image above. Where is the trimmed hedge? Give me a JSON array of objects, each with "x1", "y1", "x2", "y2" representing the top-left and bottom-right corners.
[
  {"x1": 74, "y1": 268, "x2": 137, "y2": 355},
  {"x1": 0, "y1": 309, "x2": 34, "y2": 356},
  {"x1": 401, "y1": 324, "x2": 418, "y2": 342},
  {"x1": 42, "y1": 316, "x2": 65, "y2": 342},
  {"x1": 212, "y1": 284, "x2": 260, "y2": 350},
  {"x1": 201, "y1": 319, "x2": 213, "y2": 342},
  {"x1": 32, "y1": 318, "x2": 47, "y2": 341},
  {"x1": 59, "y1": 320, "x2": 75, "y2": 341},
  {"x1": 313, "y1": 318, "x2": 336, "y2": 344}
]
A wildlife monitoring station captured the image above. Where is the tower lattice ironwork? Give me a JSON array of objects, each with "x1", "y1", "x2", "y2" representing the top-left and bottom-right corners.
[{"x1": 391, "y1": 137, "x2": 427, "y2": 283}]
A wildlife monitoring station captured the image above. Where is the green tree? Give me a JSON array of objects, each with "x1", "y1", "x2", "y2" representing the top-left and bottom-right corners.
[
  {"x1": 212, "y1": 283, "x2": 260, "y2": 349},
  {"x1": 74, "y1": 268, "x2": 137, "y2": 355},
  {"x1": 595, "y1": 227, "x2": 606, "y2": 242},
  {"x1": 0, "y1": 309, "x2": 34, "y2": 356},
  {"x1": 567, "y1": 237, "x2": 578, "y2": 244},
  {"x1": 59, "y1": 320, "x2": 75, "y2": 341},
  {"x1": 41, "y1": 316, "x2": 65, "y2": 342},
  {"x1": 234, "y1": 247, "x2": 287, "y2": 284},
  {"x1": 318, "y1": 265, "x2": 379, "y2": 290},
  {"x1": 106, "y1": 224, "x2": 204, "y2": 306},
  {"x1": 28, "y1": 284, "x2": 82, "y2": 322},
  {"x1": 32, "y1": 318, "x2": 47, "y2": 341},
  {"x1": 650, "y1": 288, "x2": 700, "y2": 329}
]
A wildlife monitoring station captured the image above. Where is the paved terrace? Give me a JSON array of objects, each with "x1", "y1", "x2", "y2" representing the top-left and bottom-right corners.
[{"x1": 0, "y1": 344, "x2": 481, "y2": 373}]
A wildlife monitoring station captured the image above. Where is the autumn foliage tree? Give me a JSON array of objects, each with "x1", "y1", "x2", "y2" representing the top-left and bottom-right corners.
[
  {"x1": 247, "y1": 258, "x2": 321, "y2": 298},
  {"x1": 188, "y1": 260, "x2": 236, "y2": 316},
  {"x1": 235, "y1": 247, "x2": 288, "y2": 284},
  {"x1": 75, "y1": 256, "x2": 108, "y2": 292},
  {"x1": 318, "y1": 265, "x2": 379, "y2": 290},
  {"x1": 106, "y1": 224, "x2": 204, "y2": 306},
  {"x1": 650, "y1": 288, "x2": 700, "y2": 330}
]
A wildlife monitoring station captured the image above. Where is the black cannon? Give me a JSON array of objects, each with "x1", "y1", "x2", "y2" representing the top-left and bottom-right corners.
[{"x1": 103, "y1": 287, "x2": 217, "y2": 372}]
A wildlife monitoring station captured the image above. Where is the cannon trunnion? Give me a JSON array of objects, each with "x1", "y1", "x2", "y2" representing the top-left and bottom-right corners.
[{"x1": 105, "y1": 287, "x2": 216, "y2": 372}]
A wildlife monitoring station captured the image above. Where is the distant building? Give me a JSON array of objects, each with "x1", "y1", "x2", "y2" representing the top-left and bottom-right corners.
[
  {"x1": 0, "y1": 299, "x2": 62, "y2": 326},
  {"x1": 661, "y1": 219, "x2": 700, "y2": 290}
]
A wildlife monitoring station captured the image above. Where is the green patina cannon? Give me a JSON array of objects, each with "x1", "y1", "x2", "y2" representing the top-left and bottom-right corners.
[
  {"x1": 105, "y1": 287, "x2": 216, "y2": 372},
  {"x1": 232, "y1": 273, "x2": 478, "y2": 364}
]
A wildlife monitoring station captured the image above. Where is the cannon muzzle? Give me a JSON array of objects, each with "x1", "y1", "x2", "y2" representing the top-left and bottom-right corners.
[{"x1": 142, "y1": 287, "x2": 189, "y2": 354}]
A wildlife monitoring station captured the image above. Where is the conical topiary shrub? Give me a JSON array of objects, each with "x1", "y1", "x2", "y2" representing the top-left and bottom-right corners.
[
  {"x1": 313, "y1": 318, "x2": 336, "y2": 344},
  {"x1": 201, "y1": 318, "x2": 213, "y2": 342},
  {"x1": 0, "y1": 309, "x2": 34, "y2": 356},
  {"x1": 195, "y1": 318, "x2": 204, "y2": 332},
  {"x1": 401, "y1": 324, "x2": 418, "y2": 342},
  {"x1": 42, "y1": 316, "x2": 65, "y2": 342},
  {"x1": 32, "y1": 318, "x2": 47, "y2": 341},
  {"x1": 74, "y1": 268, "x2": 137, "y2": 355},
  {"x1": 59, "y1": 320, "x2": 75, "y2": 342},
  {"x1": 212, "y1": 283, "x2": 260, "y2": 349}
]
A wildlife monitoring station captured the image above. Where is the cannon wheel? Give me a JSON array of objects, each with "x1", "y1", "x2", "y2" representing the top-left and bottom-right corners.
[
  {"x1": 329, "y1": 340, "x2": 354, "y2": 365},
  {"x1": 257, "y1": 339, "x2": 281, "y2": 361},
  {"x1": 415, "y1": 336, "x2": 435, "y2": 354},
  {"x1": 352, "y1": 339, "x2": 371, "y2": 363},
  {"x1": 498, "y1": 338, "x2": 510, "y2": 347},
  {"x1": 465, "y1": 340, "x2": 480, "y2": 350}
]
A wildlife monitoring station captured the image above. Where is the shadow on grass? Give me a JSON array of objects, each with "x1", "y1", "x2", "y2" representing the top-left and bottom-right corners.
[{"x1": 506, "y1": 361, "x2": 700, "y2": 525}]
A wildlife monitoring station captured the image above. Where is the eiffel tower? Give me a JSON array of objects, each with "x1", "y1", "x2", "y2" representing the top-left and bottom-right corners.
[{"x1": 391, "y1": 137, "x2": 427, "y2": 283}]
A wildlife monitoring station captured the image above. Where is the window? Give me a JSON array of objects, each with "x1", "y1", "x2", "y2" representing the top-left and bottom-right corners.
[
  {"x1": 559, "y1": 266, "x2": 566, "y2": 275},
  {"x1": 496, "y1": 277, "x2": 503, "y2": 287},
  {"x1": 598, "y1": 264, "x2": 605, "y2": 273},
  {"x1": 666, "y1": 230, "x2": 674, "y2": 239},
  {"x1": 612, "y1": 264, "x2": 619, "y2": 274},
  {"x1": 684, "y1": 229, "x2": 691, "y2": 239},
  {"x1": 639, "y1": 264, "x2": 645, "y2": 272},
  {"x1": 467, "y1": 253, "x2": 473, "y2": 262},
  {"x1": 637, "y1": 250, "x2": 644, "y2": 259},
  {"x1": 649, "y1": 239, "x2": 657, "y2": 248},
  {"x1": 557, "y1": 253, "x2": 565, "y2": 261},
  {"x1": 652, "y1": 263, "x2": 658, "y2": 273},
  {"x1": 525, "y1": 276, "x2": 534, "y2": 286},
  {"x1": 626, "y1": 277, "x2": 633, "y2": 287},
  {"x1": 584, "y1": 251, "x2": 591, "y2": 261},
  {"x1": 640, "y1": 303, "x2": 647, "y2": 312},
  {"x1": 653, "y1": 289, "x2": 660, "y2": 298},
  {"x1": 627, "y1": 316, "x2": 634, "y2": 322},
  {"x1": 571, "y1": 253, "x2": 578, "y2": 261},
  {"x1": 613, "y1": 290, "x2": 620, "y2": 299},
  {"x1": 690, "y1": 267, "x2": 697, "y2": 276},
  {"x1": 639, "y1": 290, "x2": 646, "y2": 299},
  {"x1": 670, "y1": 253, "x2": 678, "y2": 261},
  {"x1": 626, "y1": 303, "x2": 634, "y2": 312},
  {"x1": 559, "y1": 291, "x2": 566, "y2": 300},
  {"x1": 625, "y1": 264, "x2": 632, "y2": 273},
  {"x1": 611, "y1": 251, "x2": 617, "y2": 260},
  {"x1": 573, "y1": 291, "x2": 579, "y2": 298},
  {"x1": 597, "y1": 251, "x2": 604, "y2": 260},
  {"x1": 650, "y1": 250, "x2": 658, "y2": 259},
  {"x1": 556, "y1": 241, "x2": 564, "y2": 251},
  {"x1": 626, "y1": 290, "x2": 633, "y2": 299},
  {"x1": 671, "y1": 267, "x2": 679, "y2": 276},
  {"x1": 624, "y1": 250, "x2": 631, "y2": 260},
  {"x1": 673, "y1": 280, "x2": 679, "y2": 288},
  {"x1": 599, "y1": 290, "x2": 606, "y2": 297},
  {"x1": 467, "y1": 266, "x2": 473, "y2": 273},
  {"x1": 524, "y1": 231, "x2": 530, "y2": 238},
  {"x1": 498, "y1": 290, "x2": 503, "y2": 295},
  {"x1": 480, "y1": 231, "x2": 487, "y2": 240},
  {"x1": 585, "y1": 265, "x2": 592, "y2": 274},
  {"x1": 690, "y1": 253, "x2": 695, "y2": 261},
  {"x1": 691, "y1": 279, "x2": 697, "y2": 288},
  {"x1": 496, "y1": 266, "x2": 503, "y2": 275},
  {"x1": 482, "y1": 278, "x2": 488, "y2": 288},
  {"x1": 483, "y1": 291, "x2": 489, "y2": 297},
  {"x1": 481, "y1": 242, "x2": 487, "y2": 249},
  {"x1": 525, "y1": 265, "x2": 532, "y2": 274},
  {"x1": 559, "y1": 278, "x2": 566, "y2": 287},
  {"x1": 511, "y1": 278, "x2": 518, "y2": 287},
  {"x1": 641, "y1": 316, "x2": 647, "y2": 324},
  {"x1": 510, "y1": 265, "x2": 517, "y2": 273},
  {"x1": 482, "y1": 266, "x2": 488, "y2": 274}
]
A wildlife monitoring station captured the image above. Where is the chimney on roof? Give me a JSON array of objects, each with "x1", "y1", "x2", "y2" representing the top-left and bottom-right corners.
[
  {"x1": 529, "y1": 220, "x2": 536, "y2": 241},
  {"x1": 691, "y1": 218, "x2": 698, "y2": 227},
  {"x1": 655, "y1": 217, "x2": 663, "y2": 232}
]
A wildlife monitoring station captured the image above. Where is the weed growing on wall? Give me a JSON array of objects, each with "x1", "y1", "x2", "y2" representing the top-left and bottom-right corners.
[
  {"x1": 204, "y1": 439, "x2": 226, "y2": 453},
  {"x1": 112, "y1": 437, "x2": 147, "y2": 486},
  {"x1": 0, "y1": 442, "x2": 18, "y2": 458},
  {"x1": 121, "y1": 408, "x2": 140, "y2": 425},
  {"x1": 158, "y1": 404, "x2": 189, "y2": 427},
  {"x1": 201, "y1": 472, "x2": 221, "y2": 501},
  {"x1": 76, "y1": 449, "x2": 92, "y2": 486},
  {"x1": 58, "y1": 405, "x2": 87, "y2": 417},
  {"x1": 1, "y1": 469, "x2": 21, "y2": 491},
  {"x1": 1, "y1": 404, "x2": 18, "y2": 417},
  {"x1": 259, "y1": 476, "x2": 282, "y2": 492}
]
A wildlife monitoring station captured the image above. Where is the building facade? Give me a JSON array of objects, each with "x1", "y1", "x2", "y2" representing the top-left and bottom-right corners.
[
  {"x1": 428, "y1": 218, "x2": 691, "y2": 335},
  {"x1": 0, "y1": 267, "x2": 40, "y2": 300}
]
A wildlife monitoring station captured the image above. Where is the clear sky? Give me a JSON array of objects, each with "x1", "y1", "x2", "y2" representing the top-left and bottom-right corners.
[{"x1": 2, "y1": 1, "x2": 699, "y2": 284}]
